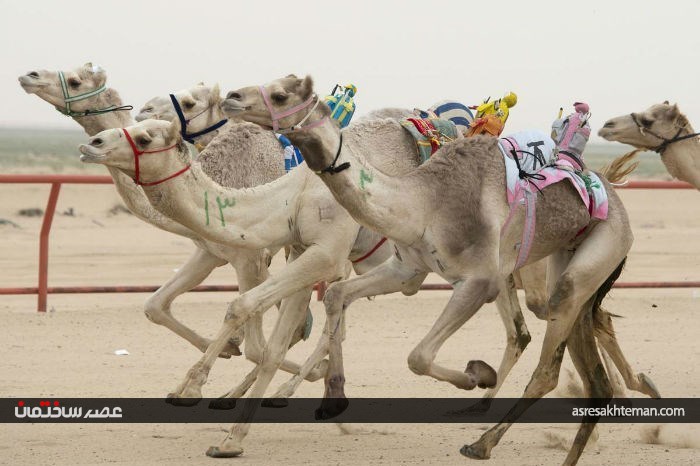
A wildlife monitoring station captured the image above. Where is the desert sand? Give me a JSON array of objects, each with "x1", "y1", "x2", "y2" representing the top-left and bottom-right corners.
[{"x1": 0, "y1": 181, "x2": 698, "y2": 466}]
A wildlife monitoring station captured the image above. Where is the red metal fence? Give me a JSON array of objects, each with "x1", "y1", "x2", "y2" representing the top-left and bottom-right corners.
[{"x1": 0, "y1": 174, "x2": 696, "y2": 312}]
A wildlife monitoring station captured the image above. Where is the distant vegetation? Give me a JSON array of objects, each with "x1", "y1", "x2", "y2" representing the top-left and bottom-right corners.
[{"x1": 0, "y1": 127, "x2": 670, "y2": 178}]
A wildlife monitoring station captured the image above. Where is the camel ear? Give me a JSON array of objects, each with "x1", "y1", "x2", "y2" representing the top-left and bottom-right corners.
[
  {"x1": 210, "y1": 83, "x2": 221, "y2": 104},
  {"x1": 83, "y1": 62, "x2": 93, "y2": 70},
  {"x1": 663, "y1": 100, "x2": 670, "y2": 105},
  {"x1": 167, "y1": 119, "x2": 180, "y2": 141},
  {"x1": 285, "y1": 74, "x2": 298, "y2": 79},
  {"x1": 197, "y1": 81, "x2": 205, "y2": 86},
  {"x1": 665, "y1": 104, "x2": 680, "y2": 120},
  {"x1": 299, "y1": 75, "x2": 314, "y2": 100}
]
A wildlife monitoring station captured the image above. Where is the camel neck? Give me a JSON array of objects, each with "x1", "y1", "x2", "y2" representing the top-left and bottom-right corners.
[
  {"x1": 140, "y1": 152, "x2": 302, "y2": 249},
  {"x1": 70, "y1": 89, "x2": 133, "y2": 136},
  {"x1": 660, "y1": 124, "x2": 700, "y2": 188},
  {"x1": 68, "y1": 89, "x2": 198, "y2": 238},
  {"x1": 291, "y1": 123, "x2": 418, "y2": 245}
]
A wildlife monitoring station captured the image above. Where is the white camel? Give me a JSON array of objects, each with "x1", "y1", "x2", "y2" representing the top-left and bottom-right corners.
[
  {"x1": 130, "y1": 81, "x2": 558, "y2": 408},
  {"x1": 17, "y1": 64, "x2": 324, "y2": 382},
  {"x1": 220, "y1": 75, "x2": 657, "y2": 465},
  {"x1": 599, "y1": 101, "x2": 700, "y2": 189}
]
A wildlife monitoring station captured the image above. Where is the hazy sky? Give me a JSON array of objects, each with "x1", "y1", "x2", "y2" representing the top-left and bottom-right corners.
[{"x1": 2, "y1": 0, "x2": 698, "y2": 141}]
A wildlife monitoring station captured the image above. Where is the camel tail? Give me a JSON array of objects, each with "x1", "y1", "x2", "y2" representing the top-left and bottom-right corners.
[
  {"x1": 592, "y1": 257, "x2": 626, "y2": 339},
  {"x1": 600, "y1": 149, "x2": 641, "y2": 185}
]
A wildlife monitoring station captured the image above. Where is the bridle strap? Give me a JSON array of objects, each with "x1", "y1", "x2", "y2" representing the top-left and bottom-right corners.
[
  {"x1": 122, "y1": 128, "x2": 190, "y2": 186},
  {"x1": 318, "y1": 133, "x2": 350, "y2": 175},
  {"x1": 169, "y1": 94, "x2": 227, "y2": 144},
  {"x1": 55, "y1": 71, "x2": 133, "y2": 117},
  {"x1": 630, "y1": 112, "x2": 700, "y2": 154},
  {"x1": 259, "y1": 85, "x2": 323, "y2": 132}
]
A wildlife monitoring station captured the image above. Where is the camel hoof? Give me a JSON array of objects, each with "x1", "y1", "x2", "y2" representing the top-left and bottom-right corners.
[
  {"x1": 460, "y1": 444, "x2": 490, "y2": 460},
  {"x1": 261, "y1": 398, "x2": 289, "y2": 408},
  {"x1": 465, "y1": 360, "x2": 497, "y2": 389},
  {"x1": 448, "y1": 397, "x2": 493, "y2": 417},
  {"x1": 315, "y1": 398, "x2": 349, "y2": 420},
  {"x1": 206, "y1": 446, "x2": 243, "y2": 458},
  {"x1": 208, "y1": 398, "x2": 237, "y2": 410},
  {"x1": 639, "y1": 373, "x2": 661, "y2": 399},
  {"x1": 219, "y1": 338, "x2": 242, "y2": 358},
  {"x1": 165, "y1": 393, "x2": 201, "y2": 407}
]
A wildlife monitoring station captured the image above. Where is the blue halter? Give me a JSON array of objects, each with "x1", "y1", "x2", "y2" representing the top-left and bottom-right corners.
[{"x1": 169, "y1": 94, "x2": 228, "y2": 144}]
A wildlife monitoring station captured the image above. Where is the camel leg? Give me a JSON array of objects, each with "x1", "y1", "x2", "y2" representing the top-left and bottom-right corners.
[
  {"x1": 561, "y1": 303, "x2": 613, "y2": 465},
  {"x1": 518, "y1": 258, "x2": 549, "y2": 317},
  {"x1": 230, "y1": 250, "x2": 325, "y2": 380},
  {"x1": 166, "y1": 240, "x2": 350, "y2": 404},
  {"x1": 600, "y1": 346, "x2": 627, "y2": 399},
  {"x1": 206, "y1": 286, "x2": 312, "y2": 458},
  {"x1": 143, "y1": 247, "x2": 241, "y2": 358},
  {"x1": 474, "y1": 275, "x2": 531, "y2": 409},
  {"x1": 594, "y1": 312, "x2": 661, "y2": 398},
  {"x1": 405, "y1": 278, "x2": 500, "y2": 391},
  {"x1": 316, "y1": 255, "x2": 428, "y2": 419},
  {"x1": 462, "y1": 218, "x2": 631, "y2": 461}
]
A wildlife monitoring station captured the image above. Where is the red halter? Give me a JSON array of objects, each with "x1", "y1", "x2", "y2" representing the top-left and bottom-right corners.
[{"x1": 122, "y1": 128, "x2": 190, "y2": 186}]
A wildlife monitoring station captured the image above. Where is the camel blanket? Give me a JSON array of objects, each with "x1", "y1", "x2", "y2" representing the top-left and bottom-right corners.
[
  {"x1": 400, "y1": 117, "x2": 462, "y2": 163},
  {"x1": 498, "y1": 129, "x2": 608, "y2": 271},
  {"x1": 498, "y1": 130, "x2": 608, "y2": 220}
]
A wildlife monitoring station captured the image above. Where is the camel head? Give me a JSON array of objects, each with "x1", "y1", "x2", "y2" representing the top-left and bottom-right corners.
[
  {"x1": 78, "y1": 119, "x2": 185, "y2": 181},
  {"x1": 221, "y1": 74, "x2": 326, "y2": 131},
  {"x1": 18, "y1": 62, "x2": 108, "y2": 111},
  {"x1": 600, "y1": 102, "x2": 700, "y2": 188},
  {"x1": 136, "y1": 83, "x2": 222, "y2": 128}
]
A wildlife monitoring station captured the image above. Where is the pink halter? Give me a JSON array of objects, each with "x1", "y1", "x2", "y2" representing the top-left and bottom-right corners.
[
  {"x1": 259, "y1": 85, "x2": 327, "y2": 133},
  {"x1": 122, "y1": 128, "x2": 190, "y2": 186}
]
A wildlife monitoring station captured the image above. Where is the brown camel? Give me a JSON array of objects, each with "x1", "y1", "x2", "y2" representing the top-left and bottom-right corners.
[
  {"x1": 599, "y1": 101, "x2": 700, "y2": 189},
  {"x1": 223, "y1": 75, "x2": 656, "y2": 465}
]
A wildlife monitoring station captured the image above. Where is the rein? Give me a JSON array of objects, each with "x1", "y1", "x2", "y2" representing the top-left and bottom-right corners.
[
  {"x1": 318, "y1": 134, "x2": 350, "y2": 175},
  {"x1": 55, "y1": 71, "x2": 133, "y2": 117},
  {"x1": 630, "y1": 112, "x2": 700, "y2": 154},
  {"x1": 122, "y1": 128, "x2": 190, "y2": 186},
  {"x1": 169, "y1": 94, "x2": 227, "y2": 144}
]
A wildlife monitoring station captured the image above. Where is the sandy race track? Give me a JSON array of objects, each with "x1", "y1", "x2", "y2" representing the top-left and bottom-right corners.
[{"x1": 0, "y1": 182, "x2": 698, "y2": 465}]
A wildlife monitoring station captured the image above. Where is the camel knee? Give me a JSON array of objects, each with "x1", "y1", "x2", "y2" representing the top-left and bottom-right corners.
[
  {"x1": 322, "y1": 283, "x2": 347, "y2": 315},
  {"x1": 407, "y1": 348, "x2": 432, "y2": 376},
  {"x1": 225, "y1": 294, "x2": 256, "y2": 323},
  {"x1": 508, "y1": 327, "x2": 531, "y2": 354},
  {"x1": 474, "y1": 277, "x2": 500, "y2": 303},
  {"x1": 143, "y1": 297, "x2": 169, "y2": 325},
  {"x1": 525, "y1": 294, "x2": 547, "y2": 317},
  {"x1": 548, "y1": 272, "x2": 576, "y2": 315}
]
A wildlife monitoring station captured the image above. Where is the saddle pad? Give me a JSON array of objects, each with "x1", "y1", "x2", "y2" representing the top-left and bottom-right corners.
[
  {"x1": 400, "y1": 117, "x2": 461, "y2": 163},
  {"x1": 499, "y1": 130, "x2": 608, "y2": 220}
]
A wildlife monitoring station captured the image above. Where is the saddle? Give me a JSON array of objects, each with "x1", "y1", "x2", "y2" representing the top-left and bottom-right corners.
[
  {"x1": 400, "y1": 117, "x2": 462, "y2": 163},
  {"x1": 499, "y1": 103, "x2": 608, "y2": 271}
]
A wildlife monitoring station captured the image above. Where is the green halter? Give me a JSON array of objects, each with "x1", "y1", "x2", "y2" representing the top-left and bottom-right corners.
[{"x1": 55, "y1": 71, "x2": 132, "y2": 117}]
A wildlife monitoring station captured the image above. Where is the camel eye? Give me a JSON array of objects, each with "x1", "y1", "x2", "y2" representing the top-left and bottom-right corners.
[
  {"x1": 640, "y1": 116, "x2": 654, "y2": 127},
  {"x1": 136, "y1": 136, "x2": 151, "y2": 146},
  {"x1": 183, "y1": 100, "x2": 196, "y2": 110},
  {"x1": 68, "y1": 78, "x2": 81, "y2": 88},
  {"x1": 272, "y1": 92, "x2": 288, "y2": 103}
]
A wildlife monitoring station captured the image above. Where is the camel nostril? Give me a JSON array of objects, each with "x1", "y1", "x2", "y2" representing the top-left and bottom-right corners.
[
  {"x1": 226, "y1": 92, "x2": 242, "y2": 100},
  {"x1": 91, "y1": 138, "x2": 103, "y2": 146},
  {"x1": 27, "y1": 71, "x2": 40, "y2": 79}
]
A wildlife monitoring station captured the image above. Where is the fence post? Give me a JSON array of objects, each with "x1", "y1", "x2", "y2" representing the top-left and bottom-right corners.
[{"x1": 38, "y1": 183, "x2": 61, "y2": 312}]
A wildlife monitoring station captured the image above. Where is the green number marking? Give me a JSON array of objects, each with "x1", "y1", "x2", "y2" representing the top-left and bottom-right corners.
[{"x1": 359, "y1": 169, "x2": 373, "y2": 190}]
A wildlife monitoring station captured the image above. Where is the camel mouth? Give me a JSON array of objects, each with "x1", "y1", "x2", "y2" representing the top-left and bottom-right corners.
[
  {"x1": 18, "y1": 76, "x2": 48, "y2": 92},
  {"x1": 78, "y1": 144, "x2": 110, "y2": 163},
  {"x1": 220, "y1": 100, "x2": 251, "y2": 114},
  {"x1": 597, "y1": 127, "x2": 616, "y2": 140}
]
